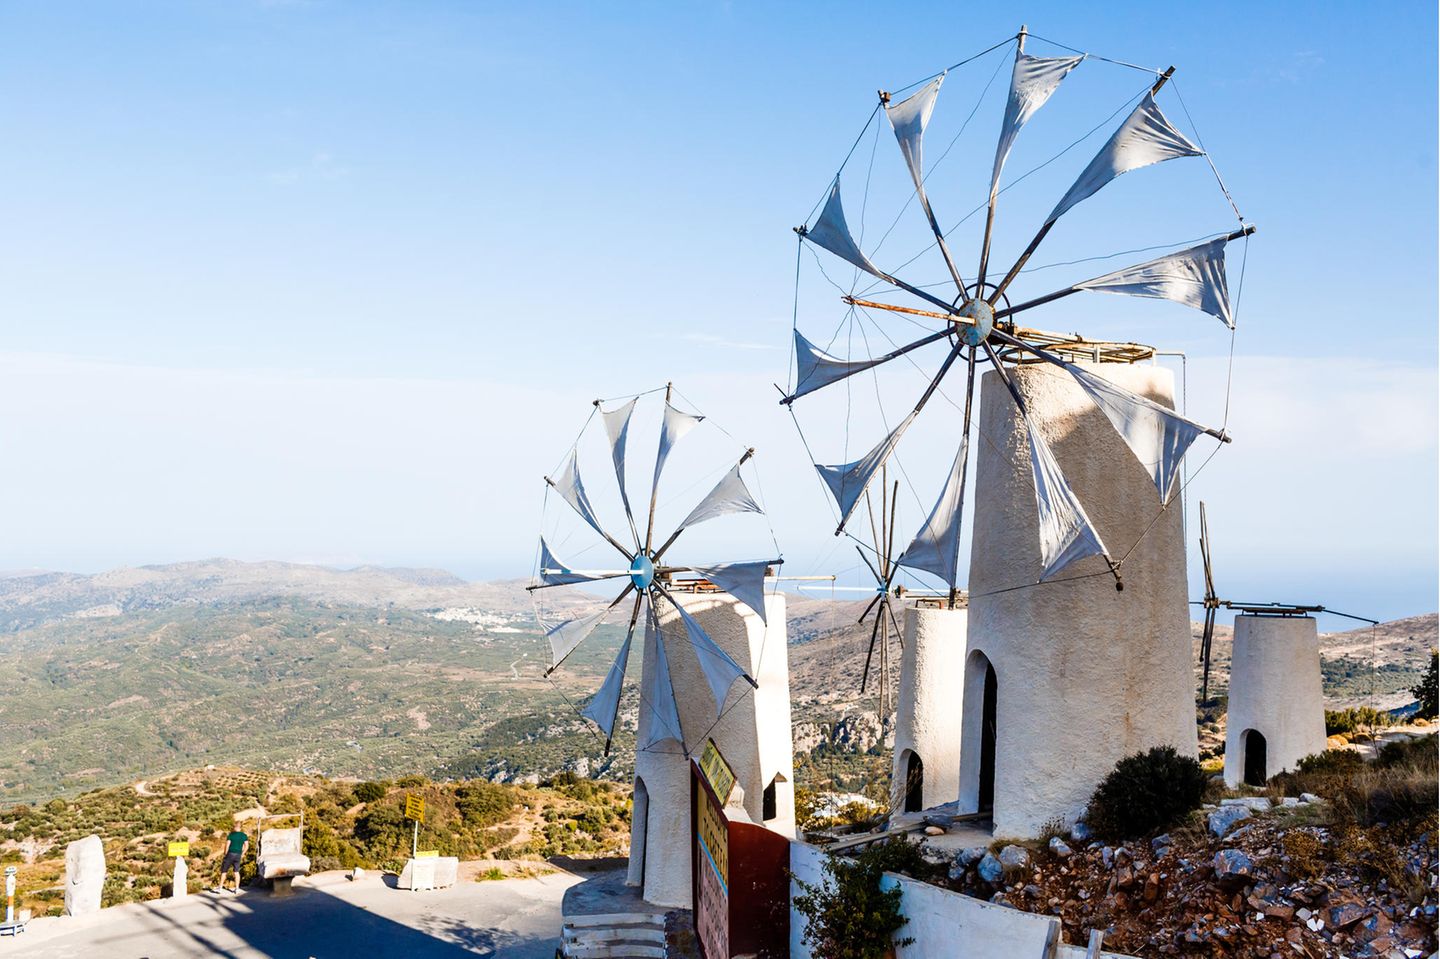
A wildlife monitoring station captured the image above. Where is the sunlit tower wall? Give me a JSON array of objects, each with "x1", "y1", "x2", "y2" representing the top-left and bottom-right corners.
[
  {"x1": 963, "y1": 363, "x2": 1197, "y2": 838},
  {"x1": 1224, "y1": 614, "x2": 1326, "y2": 787},
  {"x1": 892, "y1": 605, "x2": 967, "y2": 813},
  {"x1": 627, "y1": 590, "x2": 793, "y2": 908}
]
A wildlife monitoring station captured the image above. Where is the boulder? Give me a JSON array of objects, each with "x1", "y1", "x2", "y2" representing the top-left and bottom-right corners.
[
  {"x1": 955, "y1": 846, "x2": 986, "y2": 868},
  {"x1": 1069, "y1": 821, "x2": 1093, "y2": 842},
  {"x1": 1151, "y1": 833, "x2": 1173, "y2": 853},
  {"x1": 1214, "y1": 848, "x2": 1253, "y2": 881},
  {"x1": 64, "y1": 835, "x2": 105, "y2": 916},
  {"x1": 977, "y1": 853, "x2": 1005, "y2": 885},
  {"x1": 1299, "y1": 792, "x2": 1322, "y2": 804},
  {"x1": 1048, "y1": 837, "x2": 1072, "y2": 859},
  {"x1": 1208, "y1": 805, "x2": 1252, "y2": 838},
  {"x1": 998, "y1": 844, "x2": 1030, "y2": 870}
]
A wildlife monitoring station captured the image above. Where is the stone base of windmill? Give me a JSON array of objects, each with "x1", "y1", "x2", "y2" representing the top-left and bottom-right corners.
[
  {"x1": 629, "y1": 590, "x2": 795, "y2": 909},
  {"x1": 891, "y1": 605, "x2": 967, "y2": 816},
  {"x1": 1224, "y1": 614, "x2": 1327, "y2": 787},
  {"x1": 558, "y1": 868, "x2": 674, "y2": 959},
  {"x1": 965, "y1": 362, "x2": 1198, "y2": 839}
]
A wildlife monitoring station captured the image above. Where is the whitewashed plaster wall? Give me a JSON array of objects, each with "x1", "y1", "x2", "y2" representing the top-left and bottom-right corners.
[
  {"x1": 966, "y1": 363, "x2": 1198, "y2": 838},
  {"x1": 630, "y1": 590, "x2": 793, "y2": 907},
  {"x1": 892, "y1": 606, "x2": 967, "y2": 811},
  {"x1": 1224, "y1": 615, "x2": 1327, "y2": 787}
]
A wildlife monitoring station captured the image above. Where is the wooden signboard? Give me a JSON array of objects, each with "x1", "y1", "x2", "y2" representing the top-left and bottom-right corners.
[
  {"x1": 404, "y1": 795, "x2": 425, "y2": 823},
  {"x1": 691, "y1": 739, "x2": 789, "y2": 959}
]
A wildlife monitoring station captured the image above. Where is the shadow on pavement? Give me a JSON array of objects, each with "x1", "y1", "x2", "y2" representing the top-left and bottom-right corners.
[{"x1": 48, "y1": 884, "x2": 550, "y2": 958}]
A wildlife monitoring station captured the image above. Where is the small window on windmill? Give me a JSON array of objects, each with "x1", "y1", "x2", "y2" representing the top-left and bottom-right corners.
[{"x1": 762, "y1": 778, "x2": 778, "y2": 822}]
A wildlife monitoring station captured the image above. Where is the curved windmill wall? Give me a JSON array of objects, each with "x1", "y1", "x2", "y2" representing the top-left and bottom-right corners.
[
  {"x1": 1224, "y1": 615, "x2": 1326, "y2": 787},
  {"x1": 630, "y1": 590, "x2": 793, "y2": 907},
  {"x1": 893, "y1": 606, "x2": 967, "y2": 812},
  {"x1": 966, "y1": 363, "x2": 1197, "y2": 838}
]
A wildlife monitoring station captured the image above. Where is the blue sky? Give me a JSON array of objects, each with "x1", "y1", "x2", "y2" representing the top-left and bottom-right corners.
[{"x1": 0, "y1": 1, "x2": 1434, "y2": 622}]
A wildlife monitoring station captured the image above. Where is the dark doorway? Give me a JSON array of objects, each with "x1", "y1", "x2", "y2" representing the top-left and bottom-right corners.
[
  {"x1": 903, "y1": 751, "x2": 925, "y2": 813},
  {"x1": 979, "y1": 660, "x2": 997, "y2": 813},
  {"x1": 1243, "y1": 729, "x2": 1267, "y2": 786}
]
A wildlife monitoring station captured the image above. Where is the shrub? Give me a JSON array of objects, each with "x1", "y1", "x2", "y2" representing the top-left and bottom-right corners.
[
  {"x1": 1280, "y1": 830, "x2": 1325, "y2": 879},
  {"x1": 1411, "y1": 650, "x2": 1438, "y2": 719},
  {"x1": 353, "y1": 782, "x2": 387, "y2": 804},
  {"x1": 455, "y1": 782, "x2": 514, "y2": 828},
  {"x1": 793, "y1": 840, "x2": 918, "y2": 959},
  {"x1": 1325, "y1": 707, "x2": 1389, "y2": 736},
  {"x1": 1084, "y1": 746, "x2": 1206, "y2": 839}
]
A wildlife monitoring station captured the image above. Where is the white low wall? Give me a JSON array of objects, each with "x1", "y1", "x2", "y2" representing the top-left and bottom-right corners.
[{"x1": 790, "y1": 841, "x2": 1136, "y2": 959}]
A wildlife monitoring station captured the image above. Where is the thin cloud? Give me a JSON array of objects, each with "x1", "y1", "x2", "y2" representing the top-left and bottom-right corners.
[{"x1": 681, "y1": 332, "x2": 774, "y2": 351}]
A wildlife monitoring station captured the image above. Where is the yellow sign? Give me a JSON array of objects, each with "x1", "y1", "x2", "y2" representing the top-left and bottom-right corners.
[
  {"x1": 404, "y1": 794, "x2": 425, "y2": 822},
  {"x1": 695, "y1": 787, "x2": 729, "y2": 891},
  {"x1": 416, "y1": 850, "x2": 439, "y2": 859},
  {"x1": 698, "y1": 739, "x2": 736, "y2": 804},
  {"x1": 167, "y1": 841, "x2": 190, "y2": 858}
]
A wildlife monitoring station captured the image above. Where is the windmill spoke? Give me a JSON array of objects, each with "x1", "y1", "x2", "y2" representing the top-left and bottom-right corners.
[
  {"x1": 642, "y1": 384, "x2": 675, "y2": 554},
  {"x1": 859, "y1": 609, "x2": 883, "y2": 694},
  {"x1": 855, "y1": 544, "x2": 884, "y2": 587}
]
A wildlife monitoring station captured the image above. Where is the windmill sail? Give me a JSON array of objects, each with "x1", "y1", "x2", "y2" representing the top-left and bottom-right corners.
[
  {"x1": 803, "y1": 180, "x2": 883, "y2": 278},
  {"x1": 1023, "y1": 414, "x2": 1110, "y2": 580},
  {"x1": 1074, "y1": 237, "x2": 1234, "y2": 328},
  {"x1": 1064, "y1": 363, "x2": 1209, "y2": 504},
  {"x1": 550, "y1": 449, "x2": 607, "y2": 539},
  {"x1": 665, "y1": 594, "x2": 752, "y2": 718},
  {"x1": 991, "y1": 53, "x2": 1084, "y2": 195},
  {"x1": 1047, "y1": 92, "x2": 1202, "y2": 225},
  {"x1": 545, "y1": 606, "x2": 610, "y2": 668},
  {"x1": 896, "y1": 433, "x2": 969, "y2": 587},
  {"x1": 637, "y1": 611, "x2": 685, "y2": 750},
  {"x1": 677, "y1": 464, "x2": 763, "y2": 531},
  {"x1": 652, "y1": 402, "x2": 704, "y2": 493},
  {"x1": 582, "y1": 627, "x2": 633, "y2": 748},
  {"x1": 791, "y1": 329, "x2": 886, "y2": 400},
  {"x1": 600, "y1": 398, "x2": 638, "y2": 529},
  {"x1": 885, "y1": 75, "x2": 943, "y2": 199},
  {"x1": 686, "y1": 560, "x2": 773, "y2": 624},
  {"x1": 816, "y1": 411, "x2": 918, "y2": 529}
]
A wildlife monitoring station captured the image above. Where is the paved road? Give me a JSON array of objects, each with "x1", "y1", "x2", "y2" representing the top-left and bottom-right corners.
[{"x1": 9, "y1": 869, "x2": 581, "y2": 959}]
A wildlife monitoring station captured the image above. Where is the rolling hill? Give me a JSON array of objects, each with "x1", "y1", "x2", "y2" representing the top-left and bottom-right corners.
[{"x1": 0, "y1": 560, "x2": 1429, "y2": 805}]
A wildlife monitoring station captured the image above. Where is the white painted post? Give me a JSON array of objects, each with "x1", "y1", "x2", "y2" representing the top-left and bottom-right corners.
[{"x1": 1086, "y1": 928, "x2": 1104, "y2": 959}]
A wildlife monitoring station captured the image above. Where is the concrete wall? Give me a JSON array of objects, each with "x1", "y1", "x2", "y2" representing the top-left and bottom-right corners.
[
  {"x1": 966, "y1": 363, "x2": 1198, "y2": 838},
  {"x1": 790, "y1": 840, "x2": 1084, "y2": 958},
  {"x1": 631, "y1": 590, "x2": 794, "y2": 907},
  {"x1": 1224, "y1": 615, "x2": 1327, "y2": 787},
  {"x1": 892, "y1": 606, "x2": 967, "y2": 811}
]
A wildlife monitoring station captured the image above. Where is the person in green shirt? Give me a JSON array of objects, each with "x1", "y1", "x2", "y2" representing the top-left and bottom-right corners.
[{"x1": 219, "y1": 827, "x2": 249, "y2": 893}]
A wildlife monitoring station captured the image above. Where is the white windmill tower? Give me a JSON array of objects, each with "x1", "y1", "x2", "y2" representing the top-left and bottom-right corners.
[
  {"x1": 784, "y1": 27, "x2": 1253, "y2": 835},
  {"x1": 530, "y1": 385, "x2": 792, "y2": 908},
  {"x1": 1193, "y1": 502, "x2": 1378, "y2": 788}
]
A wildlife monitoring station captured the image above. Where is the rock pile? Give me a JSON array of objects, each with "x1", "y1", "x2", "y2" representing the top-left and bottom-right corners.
[{"x1": 942, "y1": 800, "x2": 1438, "y2": 958}]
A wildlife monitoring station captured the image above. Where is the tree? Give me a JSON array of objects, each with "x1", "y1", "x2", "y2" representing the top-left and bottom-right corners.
[{"x1": 1411, "y1": 649, "x2": 1438, "y2": 720}]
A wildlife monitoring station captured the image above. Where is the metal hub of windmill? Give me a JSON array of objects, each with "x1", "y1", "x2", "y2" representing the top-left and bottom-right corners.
[{"x1": 786, "y1": 25, "x2": 1255, "y2": 598}]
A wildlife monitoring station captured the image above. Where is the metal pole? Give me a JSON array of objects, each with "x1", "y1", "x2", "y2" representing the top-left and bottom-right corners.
[{"x1": 412, "y1": 820, "x2": 418, "y2": 859}]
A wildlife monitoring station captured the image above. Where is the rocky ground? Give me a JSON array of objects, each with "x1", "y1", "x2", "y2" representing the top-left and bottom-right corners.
[{"x1": 929, "y1": 795, "x2": 1437, "y2": 959}]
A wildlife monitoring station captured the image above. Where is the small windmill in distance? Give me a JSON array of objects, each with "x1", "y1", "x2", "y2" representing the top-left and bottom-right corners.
[{"x1": 1194, "y1": 500, "x2": 1378, "y2": 702}]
